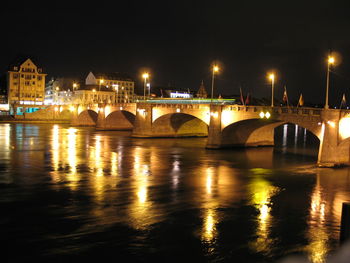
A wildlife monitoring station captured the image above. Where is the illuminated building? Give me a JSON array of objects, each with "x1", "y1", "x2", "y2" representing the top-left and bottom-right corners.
[
  {"x1": 7, "y1": 58, "x2": 47, "y2": 115},
  {"x1": 85, "y1": 71, "x2": 135, "y2": 103},
  {"x1": 73, "y1": 85, "x2": 116, "y2": 104},
  {"x1": 45, "y1": 77, "x2": 80, "y2": 105},
  {"x1": 149, "y1": 86, "x2": 194, "y2": 99}
]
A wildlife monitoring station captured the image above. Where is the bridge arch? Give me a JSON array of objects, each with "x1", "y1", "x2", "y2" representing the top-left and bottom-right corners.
[
  {"x1": 151, "y1": 113, "x2": 208, "y2": 137},
  {"x1": 104, "y1": 110, "x2": 136, "y2": 130},
  {"x1": 221, "y1": 118, "x2": 321, "y2": 147},
  {"x1": 76, "y1": 109, "x2": 98, "y2": 126}
]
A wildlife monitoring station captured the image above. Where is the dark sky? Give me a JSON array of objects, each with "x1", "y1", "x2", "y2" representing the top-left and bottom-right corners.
[{"x1": 1, "y1": 0, "x2": 350, "y2": 105}]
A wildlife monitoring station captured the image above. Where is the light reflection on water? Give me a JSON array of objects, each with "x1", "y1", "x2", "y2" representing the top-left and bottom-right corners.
[
  {"x1": 248, "y1": 169, "x2": 280, "y2": 255},
  {"x1": 1, "y1": 123, "x2": 350, "y2": 262}
]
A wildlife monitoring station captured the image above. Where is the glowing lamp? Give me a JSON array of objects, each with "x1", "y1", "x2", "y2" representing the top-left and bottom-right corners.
[{"x1": 328, "y1": 56, "x2": 335, "y2": 64}]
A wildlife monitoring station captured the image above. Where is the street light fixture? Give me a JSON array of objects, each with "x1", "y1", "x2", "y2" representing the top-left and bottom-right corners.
[
  {"x1": 325, "y1": 56, "x2": 335, "y2": 109},
  {"x1": 269, "y1": 73, "x2": 275, "y2": 107},
  {"x1": 211, "y1": 65, "x2": 219, "y2": 103},
  {"x1": 142, "y1": 73, "x2": 149, "y2": 101}
]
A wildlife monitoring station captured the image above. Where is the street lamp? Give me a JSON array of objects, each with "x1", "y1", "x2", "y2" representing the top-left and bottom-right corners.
[
  {"x1": 269, "y1": 73, "x2": 275, "y2": 107},
  {"x1": 142, "y1": 73, "x2": 149, "y2": 101},
  {"x1": 211, "y1": 65, "x2": 219, "y2": 103},
  {"x1": 325, "y1": 56, "x2": 335, "y2": 109}
]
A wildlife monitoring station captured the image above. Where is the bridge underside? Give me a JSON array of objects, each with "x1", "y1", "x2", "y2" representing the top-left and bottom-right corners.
[
  {"x1": 97, "y1": 111, "x2": 135, "y2": 130},
  {"x1": 133, "y1": 113, "x2": 208, "y2": 137},
  {"x1": 73, "y1": 110, "x2": 98, "y2": 126},
  {"x1": 207, "y1": 119, "x2": 285, "y2": 149}
]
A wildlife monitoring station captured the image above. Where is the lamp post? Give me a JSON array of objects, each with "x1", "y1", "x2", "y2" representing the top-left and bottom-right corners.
[
  {"x1": 142, "y1": 73, "x2": 149, "y2": 101},
  {"x1": 269, "y1": 73, "x2": 275, "y2": 107},
  {"x1": 325, "y1": 56, "x2": 335, "y2": 109},
  {"x1": 147, "y1": 83, "x2": 151, "y2": 98},
  {"x1": 211, "y1": 65, "x2": 219, "y2": 103}
]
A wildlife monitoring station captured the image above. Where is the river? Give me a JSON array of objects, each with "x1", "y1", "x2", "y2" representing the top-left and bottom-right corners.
[{"x1": 1, "y1": 123, "x2": 350, "y2": 262}]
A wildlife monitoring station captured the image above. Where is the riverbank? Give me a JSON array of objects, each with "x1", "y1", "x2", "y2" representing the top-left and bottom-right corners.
[{"x1": 0, "y1": 116, "x2": 70, "y2": 124}]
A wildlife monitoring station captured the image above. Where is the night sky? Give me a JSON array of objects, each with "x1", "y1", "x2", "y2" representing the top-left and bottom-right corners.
[{"x1": 2, "y1": 1, "x2": 350, "y2": 106}]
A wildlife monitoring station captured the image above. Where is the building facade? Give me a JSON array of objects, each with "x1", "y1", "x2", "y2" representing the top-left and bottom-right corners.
[
  {"x1": 7, "y1": 58, "x2": 47, "y2": 114},
  {"x1": 85, "y1": 71, "x2": 135, "y2": 103},
  {"x1": 45, "y1": 77, "x2": 80, "y2": 105}
]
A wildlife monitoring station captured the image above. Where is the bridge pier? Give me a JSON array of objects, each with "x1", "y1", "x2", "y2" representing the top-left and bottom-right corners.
[
  {"x1": 70, "y1": 106, "x2": 79, "y2": 126},
  {"x1": 317, "y1": 110, "x2": 347, "y2": 167},
  {"x1": 96, "y1": 105, "x2": 106, "y2": 130},
  {"x1": 206, "y1": 105, "x2": 223, "y2": 148},
  {"x1": 132, "y1": 103, "x2": 154, "y2": 137},
  {"x1": 206, "y1": 105, "x2": 277, "y2": 149}
]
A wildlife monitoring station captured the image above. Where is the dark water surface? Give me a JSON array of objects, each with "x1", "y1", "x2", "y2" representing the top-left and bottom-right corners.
[{"x1": 1, "y1": 123, "x2": 350, "y2": 262}]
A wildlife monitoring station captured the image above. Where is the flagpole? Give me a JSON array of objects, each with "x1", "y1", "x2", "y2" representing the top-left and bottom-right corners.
[
  {"x1": 240, "y1": 86, "x2": 245, "y2": 106},
  {"x1": 285, "y1": 86, "x2": 289, "y2": 107},
  {"x1": 340, "y1": 93, "x2": 346, "y2": 109}
]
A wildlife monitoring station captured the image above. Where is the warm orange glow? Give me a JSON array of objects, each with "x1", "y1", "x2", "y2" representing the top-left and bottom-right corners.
[
  {"x1": 339, "y1": 117, "x2": 350, "y2": 139},
  {"x1": 73, "y1": 83, "x2": 77, "y2": 88},
  {"x1": 142, "y1": 72, "x2": 149, "y2": 79},
  {"x1": 259, "y1": 112, "x2": 265, "y2": 118},
  {"x1": 213, "y1": 65, "x2": 219, "y2": 73},
  {"x1": 269, "y1": 73, "x2": 275, "y2": 81},
  {"x1": 92, "y1": 89, "x2": 96, "y2": 92},
  {"x1": 327, "y1": 120, "x2": 335, "y2": 128},
  {"x1": 99, "y1": 79, "x2": 104, "y2": 84},
  {"x1": 328, "y1": 56, "x2": 335, "y2": 64}
]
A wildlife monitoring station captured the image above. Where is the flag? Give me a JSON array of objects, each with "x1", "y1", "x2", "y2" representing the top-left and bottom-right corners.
[
  {"x1": 240, "y1": 87, "x2": 245, "y2": 105},
  {"x1": 282, "y1": 86, "x2": 289, "y2": 107},
  {"x1": 245, "y1": 92, "x2": 250, "y2": 105},
  {"x1": 298, "y1": 93, "x2": 304, "y2": 107},
  {"x1": 340, "y1": 93, "x2": 346, "y2": 109}
]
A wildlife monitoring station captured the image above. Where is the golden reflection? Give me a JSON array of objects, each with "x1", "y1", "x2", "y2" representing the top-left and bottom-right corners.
[
  {"x1": 127, "y1": 147, "x2": 154, "y2": 230},
  {"x1": 202, "y1": 208, "x2": 218, "y2": 242},
  {"x1": 94, "y1": 135, "x2": 103, "y2": 177},
  {"x1": 248, "y1": 174, "x2": 279, "y2": 254},
  {"x1": 52, "y1": 124, "x2": 59, "y2": 172},
  {"x1": 0, "y1": 124, "x2": 11, "y2": 160},
  {"x1": 66, "y1": 127, "x2": 79, "y2": 188},
  {"x1": 206, "y1": 167, "x2": 214, "y2": 195},
  {"x1": 171, "y1": 159, "x2": 180, "y2": 189},
  {"x1": 111, "y1": 151, "x2": 118, "y2": 176},
  {"x1": 306, "y1": 174, "x2": 330, "y2": 263}
]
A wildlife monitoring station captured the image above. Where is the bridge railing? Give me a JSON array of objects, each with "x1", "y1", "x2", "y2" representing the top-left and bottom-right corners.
[{"x1": 227, "y1": 106, "x2": 324, "y2": 116}]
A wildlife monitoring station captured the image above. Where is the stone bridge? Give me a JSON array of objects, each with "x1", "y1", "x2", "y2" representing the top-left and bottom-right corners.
[
  {"x1": 130, "y1": 103, "x2": 350, "y2": 167},
  {"x1": 32, "y1": 102, "x2": 350, "y2": 167}
]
